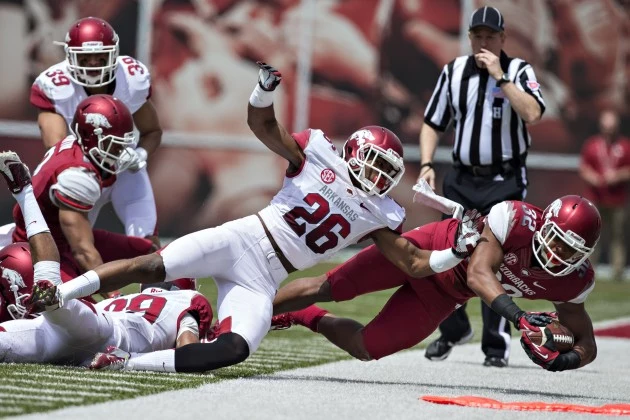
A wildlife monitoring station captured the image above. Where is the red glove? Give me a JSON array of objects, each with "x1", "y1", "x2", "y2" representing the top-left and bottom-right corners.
[{"x1": 520, "y1": 329, "x2": 559, "y2": 369}]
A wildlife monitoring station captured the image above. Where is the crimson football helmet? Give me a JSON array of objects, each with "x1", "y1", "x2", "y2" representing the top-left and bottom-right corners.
[
  {"x1": 171, "y1": 278, "x2": 198, "y2": 291},
  {"x1": 532, "y1": 195, "x2": 602, "y2": 276},
  {"x1": 71, "y1": 94, "x2": 136, "y2": 175},
  {"x1": 0, "y1": 242, "x2": 34, "y2": 322},
  {"x1": 342, "y1": 126, "x2": 405, "y2": 197},
  {"x1": 57, "y1": 17, "x2": 119, "y2": 87}
]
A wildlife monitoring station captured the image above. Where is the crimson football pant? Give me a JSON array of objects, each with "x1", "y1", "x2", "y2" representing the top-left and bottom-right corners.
[{"x1": 327, "y1": 244, "x2": 460, "y2": 360}]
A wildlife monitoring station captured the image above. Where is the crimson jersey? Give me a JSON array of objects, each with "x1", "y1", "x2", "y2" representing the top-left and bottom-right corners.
[
  {"x1": 12, "y1": 136, "x2": 115, "y2": 249},
  {"x1": 258, "y1": 129, "x2": 405, "y2": 270},
  {"x1": 30, "y1": 56, "x2": 151, "y2": 123},
  {"x1": 405, "y1": 201, "x2": 595, "y2": 304}
]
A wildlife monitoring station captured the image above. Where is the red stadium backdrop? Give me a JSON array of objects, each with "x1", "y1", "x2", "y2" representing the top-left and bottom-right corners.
[{"x1": 0, "y1": 0, "x2": 628, "y2": 258}]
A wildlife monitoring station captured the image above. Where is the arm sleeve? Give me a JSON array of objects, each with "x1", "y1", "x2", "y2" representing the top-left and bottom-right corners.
[
  {"x1": 423, "y1": 64, "x2": 452, "y2": 132},
  {"x1": 177, "y1": 312, "x2": 200, "y2": 340},
  {"x1": 50, "y1": 168, "x2": 101, "y2": 212}
]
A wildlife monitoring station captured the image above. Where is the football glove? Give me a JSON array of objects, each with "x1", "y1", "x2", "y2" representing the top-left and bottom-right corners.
[
  {"x1": 515, "y1": 311, "x2": 556, "y2": 331},
  {"x1": 451, "y1": 209, "x2": 483, "y2": 258},
  {"x1": 520, "y1": 329, "x2": 559, "y2": 370},
  {"x1": 118, "y1": 147, "x2": 148, "y2": 173},
  {"x1": 256, "y1": 61, "x2": 282, "y2": 91}
]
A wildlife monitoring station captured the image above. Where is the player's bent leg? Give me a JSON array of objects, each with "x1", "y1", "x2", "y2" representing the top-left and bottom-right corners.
[
  {"x1": 318, "y1": 315, "x2": 371, "y2": 360},
  {"x1": 174, "y1": 333, "x2": 250, "y2": 373},
  {"x1": 92, "y1": 333, "x2": 250, "y2": 373},
  {"x1": 272, "y1": 274, "x2": 331, "y2": 315},
  {"x1": 362, "y1": 282, "x2": 457, "y2": 360},
  {"x1": 111, "y1": 167, "x2": 157, "y2": 239}
]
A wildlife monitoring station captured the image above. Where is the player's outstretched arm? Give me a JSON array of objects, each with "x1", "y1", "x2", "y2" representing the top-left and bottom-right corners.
[
  {"x1": 553, "y1": 302, "x2": 597, "y2": 368},
  {"x1": 247, "y1": 62, "x2": 304, "y2": 169},
  {"x1": 56, "y1": 253, "x2": 165, "y2": 306},
  {"x1": 371, "y1": 213, "x2": 482, "y2": 278}
]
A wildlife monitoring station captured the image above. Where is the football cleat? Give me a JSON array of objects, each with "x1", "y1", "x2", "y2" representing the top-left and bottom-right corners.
[
  {"x1": 89, "y1": 346, "x2": 130, "y2": 370},
  {"x1": 0, "y1": 151, "x2": 32, "y2": 194},
  {"x1": 270, "y1": 313, "x2": 297, "y2": 331},
  {"x1": 27, "y1": 280, "x2": 60, "y2": 314},
  {"x1": 424, "y1": 329, "x2": 474, "y2": 361}
]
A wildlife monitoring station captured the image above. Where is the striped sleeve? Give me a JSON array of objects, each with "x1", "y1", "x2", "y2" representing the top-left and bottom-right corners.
[
  {"x1": 423, "y1": 63, "x2": 452, "y2": 132},
  {"x1": 515, "y1": 62, "x2": 546, "y2": 116}
]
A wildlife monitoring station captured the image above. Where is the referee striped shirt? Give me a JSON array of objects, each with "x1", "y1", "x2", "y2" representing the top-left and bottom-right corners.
[{"x1": 424, "y1": 51, "x2": 545, "y2": 167}]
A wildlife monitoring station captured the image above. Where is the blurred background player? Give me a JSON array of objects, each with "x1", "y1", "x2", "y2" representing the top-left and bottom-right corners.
[
  {"x1": 0, "y1": 150, "x2": 211, "y2": 366},
  {"x1": 30, "y1": 16, "x2": 161, "y2": 245},
  {"x1": 579, "y1": 109, "x2": 630, "y2": 281}
]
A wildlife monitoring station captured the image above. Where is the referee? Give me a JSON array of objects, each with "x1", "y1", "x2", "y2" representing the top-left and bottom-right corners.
[{"x1": 417, "y1": 6, "x2": 545, "y2": 367}]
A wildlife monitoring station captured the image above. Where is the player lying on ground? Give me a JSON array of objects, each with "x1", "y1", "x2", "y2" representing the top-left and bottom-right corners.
[
  {"x1": 27, "y1": 62, "x2": 479, "y2": 373},
  {"x1": 271, "y1": 195, "x2": 601, "y2": 372},
  {"x1": 0, "y1": 152, "x2": 211, "y2": 366}
]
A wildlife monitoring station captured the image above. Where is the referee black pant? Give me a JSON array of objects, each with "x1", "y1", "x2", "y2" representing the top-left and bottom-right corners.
[{"x1": 439, "y1": 165, "x2": 526, "y2": 360}]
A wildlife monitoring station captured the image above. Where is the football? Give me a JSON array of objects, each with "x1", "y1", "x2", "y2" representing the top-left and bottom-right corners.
[{"x1": 525, "y1": 321, "x2": 574, "y2": 353}]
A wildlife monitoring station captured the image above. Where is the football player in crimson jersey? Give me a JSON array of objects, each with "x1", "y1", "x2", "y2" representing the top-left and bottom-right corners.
[
  {"x1": 271, "y1": 195, "x2": 602, "y2": 372},
  {"x1": 10, "y1": 95, "x2": 156, "y2": 293},
  {"x1": 0, "y1": 152, "x2": 211, "y2": 366},
  {"x1": 30, "y1": 17, "x2": 161, "y2": 246},
  {"x1": 30, "y1": 62, "x2": 482, "y2": 374}
]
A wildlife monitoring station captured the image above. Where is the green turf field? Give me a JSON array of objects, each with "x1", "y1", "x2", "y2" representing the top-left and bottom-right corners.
[{"x1": 1, "y1": 264, "x2": 629, "y2": 417}]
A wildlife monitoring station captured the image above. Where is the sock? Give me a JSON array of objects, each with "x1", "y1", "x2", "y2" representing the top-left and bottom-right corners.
[
  {"x1": 293, "y1": 305, "x2": 329, "y2": 333},
  {"x1": 58, "y1": 270, "x2": 101, "y2": 303},
  {"x1": 13, "y1": 185, "x2": 49, "y2": 238},
  {"x1": 127, "y1": 349, "x2": 176, "y2": 373}
]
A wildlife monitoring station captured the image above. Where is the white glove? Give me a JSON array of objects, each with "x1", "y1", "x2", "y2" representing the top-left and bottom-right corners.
[
  {"x1": 256, "y1": 61, "x2": 282, "y2": 91},
  {"x1": 412, "y1": 179, "x2": 465, "y2": 219},
  {"x1": 118, "y1": 147, "x2": 148, "y2": 173},
  {"x1": 452, "y1": 209, "x2": 484, "y2": 258}
]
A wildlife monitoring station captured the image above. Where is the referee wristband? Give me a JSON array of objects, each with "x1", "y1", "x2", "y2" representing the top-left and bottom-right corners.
[{"x1": 420, "y1": 162, "x2": 434, "y2": 170}]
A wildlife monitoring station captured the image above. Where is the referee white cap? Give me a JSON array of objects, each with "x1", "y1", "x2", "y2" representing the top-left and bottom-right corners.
[{"x1": 469, "y1": 6, "x2": 504, "y2": 32}]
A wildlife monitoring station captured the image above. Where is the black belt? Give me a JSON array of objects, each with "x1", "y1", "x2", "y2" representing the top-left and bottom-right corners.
[
  {"x1": 456, "y1": 160, "x2": 521, "y2": 177},
  {"x1": 256, "y1": 214, "x2": 297, "y2": 274}
]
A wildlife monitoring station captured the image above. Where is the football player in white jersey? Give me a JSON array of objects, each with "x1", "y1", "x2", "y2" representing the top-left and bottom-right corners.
[
  {"x1": 31, "y1": 62, "x2": 472, "y2": 374},
  {"x1": 0, "y1": 152, "x2": 212, "y2": 366},
  {"x1": 30, "y1": 17, "x2": 160, "y2": 246}
]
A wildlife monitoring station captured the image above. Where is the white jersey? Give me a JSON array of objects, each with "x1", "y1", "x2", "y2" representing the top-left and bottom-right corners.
[
  {"x1": 30, "y1": 55, "x2": 151, "y2": 124},
  {"x1": 0, "y1": 290, "x2": 212, "y2": 366},
  {"x1": 97, "y1": 289, "x2": 213, "y2": 354},
  {"x1": 258, "y1": 129, "x2": 406, "y2": 270}
]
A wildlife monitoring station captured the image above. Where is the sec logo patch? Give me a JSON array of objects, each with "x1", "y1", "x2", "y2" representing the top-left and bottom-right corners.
[
  {"x1": 505, "y1": 253, "x2": 518, "y2": 265},
  {"x1": 321, "y1": 168, "x2": 336, "y2": 184}
]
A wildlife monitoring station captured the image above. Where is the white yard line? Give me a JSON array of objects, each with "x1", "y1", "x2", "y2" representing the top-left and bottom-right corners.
[{"x1": 15, "y1": 336, "x2": 630, "y2": 420}]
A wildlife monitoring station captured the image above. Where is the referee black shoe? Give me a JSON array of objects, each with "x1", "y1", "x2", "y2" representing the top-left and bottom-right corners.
[{"x1": 424, "y1": 329, "x2": 474, "y2": 361}]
